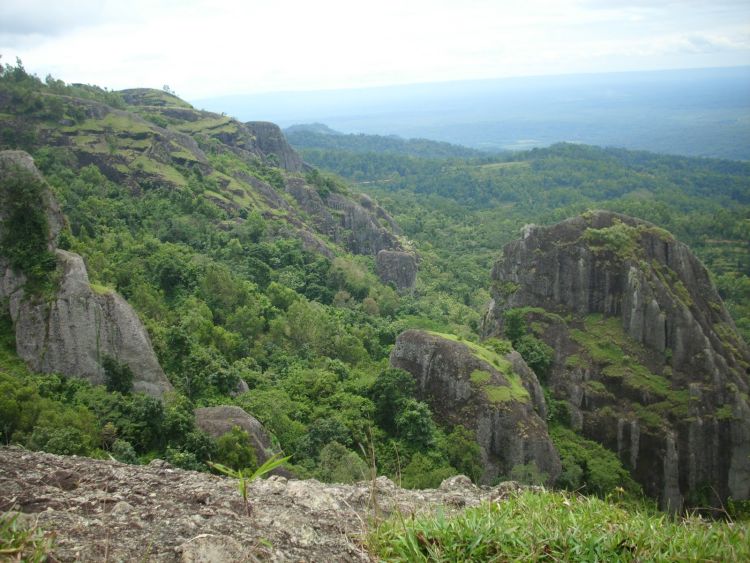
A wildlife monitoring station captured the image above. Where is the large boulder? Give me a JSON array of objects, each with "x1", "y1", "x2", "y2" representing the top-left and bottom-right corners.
[
  {"x1": 0, "y1": 151, "x2": 172, "y2": 397},
  {"x1": 486, "y1": 210, "x2": 750, "y2": 510},
  {"x1": 390, "y1": 329, "x2": 561, "y2": 484},
  {"x1": 376, "y1": 250, "x2": 418, "y2": 292},
  {"x1": 194, "y1": 406, "x2": 275, "y2": 465}
]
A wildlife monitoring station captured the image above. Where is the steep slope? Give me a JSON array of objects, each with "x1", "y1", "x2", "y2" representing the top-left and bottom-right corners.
[
  {"x1": 390, "y1": 330, "x2": 561, "y2": 484},
  {"x1": 0, "y1": 84, "x2": 405, "y2": 261},
  {"x1": 0, "y1": 151, "x2": 172, "y2": 396},
  {"x1": 485, "y1": 210, "x2": 750, "y2": 510}
]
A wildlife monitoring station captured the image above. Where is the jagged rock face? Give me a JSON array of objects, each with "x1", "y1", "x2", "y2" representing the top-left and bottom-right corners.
[
  {"x1": 486, "y1": 210, "x2": 750, "y2": 510},
  {"x1": 194, "y1": 406, "x2": 275, "y2": 464},
  {"x1": 0, "y1": 152, "x2": 172, "y2": 397},
  {"x1": 9, "y1": 250, "x2": 172, "y2": 397},
  {"x1": 283, "y1": 177, "x2": 402, "y2": 256},
  {"x1": 376, "y1": 250, "x2": 418, "y2": 292},
  {"x1": 245, "y1": 121, "x2": 304, "y2": 172},
  {"x1": 390, "y1": 330, "x2": 561, "y2": 484},
  {"x1": 0, "y1": 446, "x2": 540, "y2": 562}
]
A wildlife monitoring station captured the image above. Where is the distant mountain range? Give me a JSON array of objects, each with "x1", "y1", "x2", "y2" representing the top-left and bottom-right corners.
[{"x1": 195, "y1": 66, "x2": 750, "y2": 160}]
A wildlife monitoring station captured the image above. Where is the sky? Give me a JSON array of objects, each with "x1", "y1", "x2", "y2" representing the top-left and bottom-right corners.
[{"x1": 0, "y1": 0, "x2": 748, "y2": 100}]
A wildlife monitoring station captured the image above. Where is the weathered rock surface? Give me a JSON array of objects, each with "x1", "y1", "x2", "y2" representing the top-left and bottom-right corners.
[
  {"x1": 0, "y1": 151, "x2": 172, "y2": 397},
  {"x1": 245, "y1": 121, "x2": 304, "y2": 173},
  {"x1": 486, "y1": 210, "x2": 750, "y2": 510},
  {"x1": 376, "y1": 250, "x2": 418, "y2": 292},
  {"x1": 194, "y1": 406, "x2": 275, "y2": 464},
  {"x1": 0, "y1": 446, "x2": 540, "y2": 562},
  {"x1": 390, "y1": 330, "x2": 561, "y2": 484},
  {"x1": 283, "y1": 177, "x2": 402, "y2": 256}
]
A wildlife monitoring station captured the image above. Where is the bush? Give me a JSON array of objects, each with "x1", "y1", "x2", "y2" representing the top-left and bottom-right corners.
[
  {"x1": 102, "y1": 356, "x2": 134, "y2": 394},
  {"x1": 111, "y1": 439, "x2": 138, "y2": 464},
  {"x1": 317, "y1": 441, "x2": 369, "y2": 484},
  {"x1": 0, "y1": 163, "x2": 56, "y2": 291},
  {"x1": 214, "y1": 426, "x2": 258, "y2": 472},
  {"x1": 514, "y1": 334, "x2": 554, "y2": 381}
]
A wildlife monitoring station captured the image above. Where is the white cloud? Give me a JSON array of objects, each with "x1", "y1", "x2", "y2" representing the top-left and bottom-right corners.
[{"x1": 1, "y1": 0, "x2": 748, "y2": 98}]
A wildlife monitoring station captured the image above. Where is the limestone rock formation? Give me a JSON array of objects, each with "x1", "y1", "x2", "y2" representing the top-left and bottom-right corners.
[
  {"x1": 194, "y1": 406, "x2": 275, "y2": 464},
  {"x1": 486, "y1": 210, "x2": 750, "y2": 510},
  {"x1": 245, "y1": 121, "x2": 304, "y2": 172},
  {"x1": 0, "y1": 446, "x2": 542, "y2": 561},
  {"x1": 376, "y1": 250, "x2": 418, "y2": 292},
  {"x1": 390, "y1": 330, "x2": 561, "y2": 484},
  {"x1": 0, "y1": 151, "x2": 172, "y2": 397}
]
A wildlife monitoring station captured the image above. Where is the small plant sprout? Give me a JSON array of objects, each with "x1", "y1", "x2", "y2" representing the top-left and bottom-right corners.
[{"x1": 208, "y1": 452, "x2": 290, "y2": 516}]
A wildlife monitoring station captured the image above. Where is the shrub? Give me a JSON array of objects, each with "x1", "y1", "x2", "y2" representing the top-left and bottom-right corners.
[
  {"x1": 214, "y1": 426, "x2": 258, "y2": 472},
  {"x1": 102, "y1": 356, "x2": 134, "y2": 394},
  {"x1": 0, "y1": 163, "x2": 56, "y2": 291}
]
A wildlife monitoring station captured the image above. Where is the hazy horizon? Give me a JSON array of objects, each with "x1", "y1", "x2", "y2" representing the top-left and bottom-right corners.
[
  {"x1": 196, "y1": 65, "x2": 750, "y2": 160},
  {"x1": 2, "y1": 0, "x2": 749, "y2": 98}
]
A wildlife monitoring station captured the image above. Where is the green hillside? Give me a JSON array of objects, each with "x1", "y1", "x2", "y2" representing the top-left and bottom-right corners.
[
  {"x1": 1, "y1": 58, "x2": 748, "y2": 552},
  {"x1": 297, "y1": 140, "x2": 750, "y2": 342}
]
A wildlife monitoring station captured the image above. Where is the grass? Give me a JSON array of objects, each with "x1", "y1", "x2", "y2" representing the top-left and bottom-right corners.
[
  {"x1": 470, "y1": 369, "x2": 491, "y2": 384},
  {"x1": 368, "y1": 489, "x2": 750, "y2": 562},
  {"x1": 0, "y1": 511, "x2": 54, "y2": 562},
  {"x1": 89, "y1": 283, "x2": 113, "y2": 295},
  {"x1": 175, "y1": 116, "x2": 236, "y2": 135},
  {"x1": 62, "y1": 112, "x2": 152, "y2": 136},
  {"x1": 130, "y1": 155, "x2": 187, "y2": 187},
  {"x1": 571, "y1": 314, "x2": 674, "y2": 400},
  {"x1": 427, "y1": 331, "x2": 529, "y2": 403}
]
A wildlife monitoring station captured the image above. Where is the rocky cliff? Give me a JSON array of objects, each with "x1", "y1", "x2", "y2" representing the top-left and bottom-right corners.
[
  {"x1": 0, "y1": 446, "x2": 535, "y2": 561},
  {"x1": 486, "y1": 210, "x2": 750, "y2": 510},
  {"x1": 0, "y1": 151, "x2": 172, "y2": 397},
  {"x1": 390, "y1": 330, "x2": 561, "y2": 484},
  {"x1": 245, "y1": 121, "x2": 305, "y2": 172}
]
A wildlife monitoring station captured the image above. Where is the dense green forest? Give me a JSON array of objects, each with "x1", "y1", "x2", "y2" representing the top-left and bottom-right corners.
[
  {"x1": 1, "y1": 58, "x2": 748, "y2": 523},
  {"x1": 0, "y1": 60, "x2": 521, "y2": 490},
  {"x1": 284, "y1": 123, "x2": 489, "y2": 159},
  {"x1": 295, "y1": 138, "x2": 750, "y2": 343}
]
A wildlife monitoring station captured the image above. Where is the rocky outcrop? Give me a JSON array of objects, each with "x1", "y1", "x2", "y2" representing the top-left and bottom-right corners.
[
  {"x1": 284, "y1": 177, "x2": 402, "y2": 256},
  {"x1": 390, "y1": 330, "x2": 561, "y2": 484},
  {"x1": 194, "y1": 406, "x2": 275, "y2": 464},
  {"x1": 245, "y1": 121, "x2": 304, "y2": 172},
  {"x1": 486, "y1": 210, "x2": 750, "y2": 510},
  {"x1": 0, "y1": 446, "x2": 542, "y2": 562},
  {"x1": 0, "y1": 151, "x2": 172, "y2": 397},
  {"x1": 376, "y1": 250, "x2": 418, "y2": 292}
]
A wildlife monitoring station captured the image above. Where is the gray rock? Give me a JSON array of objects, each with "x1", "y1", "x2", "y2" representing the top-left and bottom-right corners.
[
  {"x1": 283, "y1": 177, "x2": 401, "y2": 257},
  {"x1": 245, "y1": 121, "x2": 304, "y2": 172},
  {"x1": 194, "y1": 406, "x2": 275, "y2": 465},
  {"x1": 376, "y1": 250, "x2": 418, "y2": 292},
  {"x1": 0, "y1": 151, "x2": 172, "y2": 398},
  {"x1": 0, "y1": 446, "x2": 548, "y2": 561},
  {"x1": 177, "y1": 534, "x2": 245, "y2": 563},
  {"x1": 486, "y1": 210, "x2": 750, "y2": 510},
  {"x1": 390, "y1": 330, "x2": 561, "y2": 485}
]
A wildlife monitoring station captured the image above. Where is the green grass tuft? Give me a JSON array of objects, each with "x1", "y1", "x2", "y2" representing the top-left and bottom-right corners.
[{"x1": 369, "y1": 489, "x2": 750, "y2": 562}]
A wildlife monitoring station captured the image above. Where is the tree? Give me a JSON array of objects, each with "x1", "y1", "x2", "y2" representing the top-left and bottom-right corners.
[
  {"x1": 103, "y1": 356, "x2": 134, "y2": 394},
  {"x1": 371, "y1": 368, "x2": 416, "y2": 434}
]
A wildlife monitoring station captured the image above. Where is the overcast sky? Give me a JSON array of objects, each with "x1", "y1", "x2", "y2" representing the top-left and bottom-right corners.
[{"x1": 1, "y1": 0, "x2": 748, "y2": 100}]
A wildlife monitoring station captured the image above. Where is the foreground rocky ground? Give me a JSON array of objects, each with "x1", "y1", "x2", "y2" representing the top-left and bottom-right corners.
[{"x1": 0, "y1": 446, "x2": 527, "y2": 561}]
